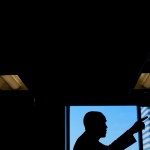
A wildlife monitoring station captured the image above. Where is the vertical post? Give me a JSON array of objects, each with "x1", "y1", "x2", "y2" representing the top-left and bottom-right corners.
[
  {"x1": 137, "y1": 105, "x2": 143, "y2": 150},
  {"x1": 67, "y1": 106, "x2": 70, "y2": 150},
  {"x1": 65, "y1": 106, "x2": 66, "y2": 150},
  {"x1": 65, "y1": 106, "x2": 70, "y2": 150}
]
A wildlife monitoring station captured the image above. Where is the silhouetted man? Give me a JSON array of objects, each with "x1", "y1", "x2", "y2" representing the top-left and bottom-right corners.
[{"x1": 73, "y1": 111, "x2": 148, "y2": 150}]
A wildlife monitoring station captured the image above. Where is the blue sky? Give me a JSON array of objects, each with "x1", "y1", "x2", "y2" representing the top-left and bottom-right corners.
[{"x1": 69, "y1": 106, "x2": 139, "y2": 150}]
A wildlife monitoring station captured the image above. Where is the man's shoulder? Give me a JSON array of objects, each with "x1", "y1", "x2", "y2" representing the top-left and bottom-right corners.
[
  {"x1": 98, "y1": 142, "x2": 109, "y2": 149},
  {"x1": 73, "y1": 135, "x2": 108, "y2": 150}
]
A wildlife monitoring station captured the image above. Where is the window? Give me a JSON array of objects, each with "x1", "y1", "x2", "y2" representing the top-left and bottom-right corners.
[
  {"x1": 141, "y1": 107, "x2": 150, "y2": 150},
  {"x1": 65, "y1": 106, "x2": 140, "y2": 150}
]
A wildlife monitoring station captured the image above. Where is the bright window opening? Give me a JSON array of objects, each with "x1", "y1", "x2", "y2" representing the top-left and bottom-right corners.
[{"x1": 70, "y1": 106, "x2": 139, "y2": 150}]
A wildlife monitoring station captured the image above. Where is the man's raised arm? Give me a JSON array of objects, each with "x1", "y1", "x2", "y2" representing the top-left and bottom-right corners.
[{"x1": 108, "y1": 116, "x2": 148, "y2": 150}]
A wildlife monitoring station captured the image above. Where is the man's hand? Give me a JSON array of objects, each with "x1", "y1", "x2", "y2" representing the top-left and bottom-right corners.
[{"x1": 129, "y1": 116, "x2": 148, "y2": 134}]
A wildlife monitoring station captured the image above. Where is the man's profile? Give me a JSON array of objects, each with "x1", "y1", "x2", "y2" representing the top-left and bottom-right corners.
[{"x1": 73, "y1": 111, "x2": 148, "y2": 150}]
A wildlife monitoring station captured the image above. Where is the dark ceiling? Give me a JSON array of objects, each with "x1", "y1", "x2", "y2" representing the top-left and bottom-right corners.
[{"x1": 0, "y1": 51, "x2": 150, "y2": 106}]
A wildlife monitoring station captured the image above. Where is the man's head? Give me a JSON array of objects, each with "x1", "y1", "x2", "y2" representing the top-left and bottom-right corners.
[{"x1": 83, "y1": 111, "x2": 107, "y2": 138}]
